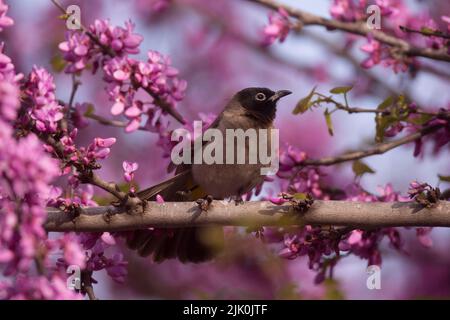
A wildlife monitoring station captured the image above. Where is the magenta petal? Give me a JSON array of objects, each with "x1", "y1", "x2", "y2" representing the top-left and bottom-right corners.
[
  {"x1": 125, "y1": 118, "x2": 140, "y2": 132},
  {"x1": 156, "y1": 194, "x2": 164, "y2": 203},
  {"x1": 111, "y1": 101, "x2": 125, "y2": 115},
  {"x1": 124, "y1": 105, "x2": 141, "y2": 118},
  {"x1": 113, "y1": 69, "x2": 129, "y2": 81},
  {"x1": 347, "y1": 230, "x2": 363, "y2": 245},
  {"x1": 101, "y1": 232, "x2": 116, "y2": 245}
]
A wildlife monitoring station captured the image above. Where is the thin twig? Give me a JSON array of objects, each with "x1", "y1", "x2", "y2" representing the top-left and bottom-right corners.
[
  {"x1": 399, "y1": 25, "x2": 450, "y2": 40},
  {"x1": 248, "y1": 0, "x2": 450, "y2": 62},
  {"x1": 68, "y1": 74, "x2": 80, "y2": 110},
  {"x1": 301, "y1": 123, "x2": 445, "y2": 166},
  {"x1": 81, "y1": 271, "x2": 98, "y2": 300},
  {"x1": 85, "y1": 112, "x2": 148, "y2": 131}
]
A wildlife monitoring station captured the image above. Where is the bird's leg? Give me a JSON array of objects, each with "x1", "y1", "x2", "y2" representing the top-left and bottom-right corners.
[{"x1": 196, "y1": 195, "x2": 214, "y2": 212}]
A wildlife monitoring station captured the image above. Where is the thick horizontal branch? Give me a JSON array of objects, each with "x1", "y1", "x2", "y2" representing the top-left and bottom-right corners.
[
  {"x1": 249, "y1": 0, "x2": 450, "y2": 62},
  {"x1": 45, "y1": 200, "x2": 450, "y2": 232}
]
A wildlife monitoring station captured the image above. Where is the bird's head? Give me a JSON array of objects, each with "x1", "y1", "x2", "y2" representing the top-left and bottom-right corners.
[{"x1": 234, "y1": 87, "x2": 292, "y2": 123}]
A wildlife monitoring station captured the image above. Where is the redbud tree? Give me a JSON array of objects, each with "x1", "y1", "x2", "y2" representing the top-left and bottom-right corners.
[{"x1": 0, "y1": 0, "x2": 449, "y2": 299}]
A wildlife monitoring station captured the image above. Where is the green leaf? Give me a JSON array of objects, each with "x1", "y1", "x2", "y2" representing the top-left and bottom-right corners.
[
  {"x1": 407, "y1": 113, "x2": 433, "y2": 125},
  {"x1": 50, "y1": 55, "x2": 66, "y2": 73},
  {"x1": 420, "y1": 27, "x2": 436, "y2": 35},
  {"x1": 293, "y1": 193, "x2": 308, "y2": 200},
  {"x1": 324, "y1": 279, "x2": 345, "y2": 300},
  {"x1": 438, "y1": 175, "x2": 450, "y2": 183},
  {"x1": 329, "y1": 86, "x2": 353, "y2": 94},
  {"x1": 292, "y1": 86, "x2": 316, "y2": 115},
  {"x1": 324, "y1": 108, "x2": 334, "y2": 136},
  {"x1": 375, "y1": 114, "x2": 397, "y2": 143},
  {"x1": 352, "y1": 160, "x2": 375, "y2": 177},
  {"x1": 83, "y1": 103, "x2": 95, "y2": 117},
  {"x1": 377, "y1": 96, "x2": 394, "y2": 110}
]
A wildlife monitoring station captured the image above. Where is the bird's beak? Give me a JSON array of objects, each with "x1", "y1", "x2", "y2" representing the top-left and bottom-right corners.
[{"x1": 269, "y1": 90, "x2": 292, "y2": 102}]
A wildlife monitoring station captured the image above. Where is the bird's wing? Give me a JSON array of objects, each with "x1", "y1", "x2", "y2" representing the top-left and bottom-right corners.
[
  {"x1": 137, "y1": 111, "x2": 225, "y2": 201},
  {"x1": 136, "y1": 169, "x2": 191, "y2": 201}
]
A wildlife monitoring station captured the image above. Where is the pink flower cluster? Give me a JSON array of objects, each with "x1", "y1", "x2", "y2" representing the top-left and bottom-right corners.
[
  {"x1": 73, "y1": 232, "x2": 128, "y2": 284},
  {"x1": 23, "y1": 66, "x2": 64, "y2": 133},
  {"x1": 1, "y1": 9, "x2": 83, "y2": 298},
  {"x1": 360, "y1": 34, "x2": 415, "y2": 73},
  {"x1": 50, "y1": 188, "x2": 128, "y2": 287},
  {"x1": 262, "y1": 8, "x2": 291, "y2": 46},
  {"x1": 329, "y1": 0, "x2": 449, "y2": 73},
  {"x1": 136, "y1": 0, "x2": 172, "y2": 14},
  {"x1": 270, "y1": 144, "x2": 436, "y2": 283},
  {"x1": 330, "y1": 0, "x2": 368, "y2": 22},
  {"x1": 0, "y1": 45, "x2": 22, "y2": 123},
  {"x1": 0, "y1": 130, "x2": 85, "y2": 299},
  {"x1": 123, "y1": 161, "x2": 139, "y2": 183},
  {"x1": 59, "y1": 19, "x2": 187, "y2": 132},
  {"x1": 0, "y1": 274, "x2": 81, "y2": 300},
  {"x1": 59, "y1": 20, "x2": 142, "y2": 73},
  {"x1": 51, "y1": 128, "x2": 116, "y2": 177},
  {"x1": 0, "y1": 0, "x2": 13, "y2": 32},
  {"x1": 104, "y1": 51, "x2": 186, "y2": 132}
]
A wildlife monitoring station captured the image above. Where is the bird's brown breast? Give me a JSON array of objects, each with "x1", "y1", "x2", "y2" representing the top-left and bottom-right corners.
[{"x1": 191, "y1": 110, "x2": 274, "y2": 199}]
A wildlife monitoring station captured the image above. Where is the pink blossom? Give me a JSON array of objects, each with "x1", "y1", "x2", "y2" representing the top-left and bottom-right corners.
[
  {"x1": 269, "y1": 197, "x2": 287, "y2": 205},
  {"x1": 60, "y1": 233, "x2": 86, "y2": 268},
  {"x1": 416, "y1": 227, "x2": 433, "y2": 248},
  {"x1": 442, "y1": 16, "x2": 450, "y2": 32},
  {"x1": 101, "y1": 232, "x2": 116, "y2": 245},
  {"x1": 0, "y1": 0, "x2": 13, "y2": 32},
  {"x1": 360, "y1": 35, "x2": 382, "y2": 69},
  {"x1": 262, "y1": 8, "x2": 291, "y2": 46},
  {"x1": 156, "y1": 194, "x2": 164, "y2": 203},
  {"x1": 123, "y1": 161, "x2": 139, "y2": 182},
  {"x1": 23, "y1": 66, "x2": 64, "y2": 133},
  {"x1": 330, "y1": 0, "x2": 367, "y2": 22}
]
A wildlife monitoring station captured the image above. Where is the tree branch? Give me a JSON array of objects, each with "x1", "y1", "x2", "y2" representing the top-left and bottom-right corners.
[
  {"x1": 85, "y1": 112, "x2": 149, "y2": 131},
  {"x1": 248, "y1": 0, "x2": 450, "y2": 62},
  {"x1": 301, "y1": 123, "x2": 445, "y2": 166},
  {"x1": 44, "y1": 200, "x2": 450, "y2": 232}
]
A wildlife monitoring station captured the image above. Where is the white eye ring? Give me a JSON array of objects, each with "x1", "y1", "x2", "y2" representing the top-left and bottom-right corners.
[{"x1": 255, "y1": 92, "x2": 266, "y2": 101}]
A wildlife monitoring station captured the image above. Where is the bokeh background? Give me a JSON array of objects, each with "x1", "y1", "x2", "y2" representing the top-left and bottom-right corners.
[{"x1": 2, "y1": 0, "x2": 449, "y2": 299}]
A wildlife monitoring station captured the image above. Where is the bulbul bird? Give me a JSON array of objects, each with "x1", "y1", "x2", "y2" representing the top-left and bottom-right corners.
[{"x1": 126, "y1": 87, "x2": 292, "y2": 263}]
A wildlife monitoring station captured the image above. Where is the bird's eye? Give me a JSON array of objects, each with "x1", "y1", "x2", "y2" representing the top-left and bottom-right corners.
[{"x1": 255, "y1": 92, "x2": 266, "y2": 101}]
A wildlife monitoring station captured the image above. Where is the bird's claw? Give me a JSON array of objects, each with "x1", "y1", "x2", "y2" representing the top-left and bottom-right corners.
[
  {"x1": 196, "y1": 195, "x2": 213, "y2": 212},
  {"x1": 102, "y1": 209, "x2": 114, "y2": 223},
  {"x1": 233, "y1": 196, "x2": 244, "y2": 206}
]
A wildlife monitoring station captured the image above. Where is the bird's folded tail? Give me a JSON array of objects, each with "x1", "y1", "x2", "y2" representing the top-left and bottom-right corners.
[
  {"x1": 127, "y1": 169, "x2": 224, "y2": 263},
  {"x1": 126, "y1": 226, "x2": 224, "y2": 263}
]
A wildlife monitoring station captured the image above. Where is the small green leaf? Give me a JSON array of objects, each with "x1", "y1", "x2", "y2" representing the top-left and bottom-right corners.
[
  {"x1": 375, "y1": 114, "x2": 397, "y2": 143},
  {"x1": 420, "y1": 27, "x2": 436, "y2": 35},
  {"x1": 324, "y1": 279, "x2": 345, "y2": 300},
  {"x1": 377, "y1": 96, "x2": 394, "y2": 110},
  {"x1": 292, "y1": 193, "x2": 308, "y2": 200},
  {"x1": 83, "y1": 103, "x2": 95, "y2": 117},
  {"x1": 50, "y1": 55, "x2": 66, "y2": 73},
  {"x1": 324, "y1": 108, "x2": 334, "y2": 136},
  {"x1": 293, "y1": 86, "x2": 316, "y2": 115},
  {"x1": 352, "y1": 160, "x2": 375, "y2": 177},
  {"x1": 407, "y1": 113, "x2": 433, "y2": 125},
  {"x1": 330, "y1": 86, "x2": 353, "y2": 94},
  {"x1": 438, "y1": 175, "x2": 450, "y2": 183}
]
